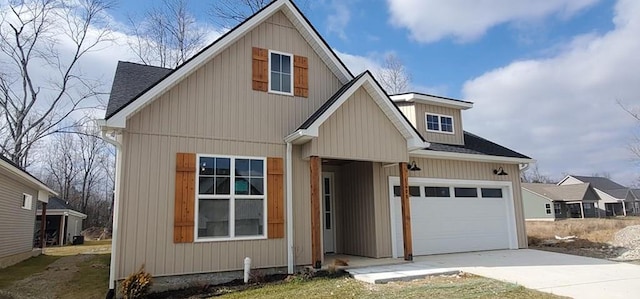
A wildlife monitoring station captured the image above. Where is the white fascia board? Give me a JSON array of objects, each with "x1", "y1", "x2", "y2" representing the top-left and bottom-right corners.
[
  {"x1": 0, "y1": 159, "x2": 57, "y2": 196},
  {"x1": 284, "y1": 129, "x2": 316, "y2": 144},
  {"x1": 106, "y1": 0, "x2": 353, "y2": 128},
  {"x1": 410, "y1": 149, "x2": 536, "y2": 164},
  {"x1": 390, "y1": 93, "x2": 473, "y2": 110}
]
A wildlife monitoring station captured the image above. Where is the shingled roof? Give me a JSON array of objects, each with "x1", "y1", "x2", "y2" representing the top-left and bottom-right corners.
[
  {"x1": 522, "y1": 183, "x2": 596, "y2": 202},
  {"x1": 105, "y1": 61, "x2": 173, "y2": 118},
  {"x1": 426, "y1": 131, "x2": 531, "y2": 159}
]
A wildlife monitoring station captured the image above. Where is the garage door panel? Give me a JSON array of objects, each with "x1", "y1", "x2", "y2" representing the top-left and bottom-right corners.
[{"x1": 392, "y1": 180, "x2": 514, "y2": 257}]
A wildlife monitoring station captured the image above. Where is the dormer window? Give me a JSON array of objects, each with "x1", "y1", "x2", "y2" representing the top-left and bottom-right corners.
[
  {"x1": 426, "y1": 113, "x2": 454, "y2": 134},
  {"x1": 269, "y1": 50, "x2": 293, "y2": 95}
]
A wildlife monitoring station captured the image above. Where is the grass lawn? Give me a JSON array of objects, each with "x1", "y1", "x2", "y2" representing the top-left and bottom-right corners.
[
  {"x1": 527, "y1": 217, "x2": 640, "y2": 244},
  {"x1": 214, "y1": 274, "x2": 563, "y2": 299},
  {"x1": 0, "y1": 255, "x2": 62, "y2": 289},
  {"x1": 54, "y1": 254, "x2": 111, "y2": 299}
]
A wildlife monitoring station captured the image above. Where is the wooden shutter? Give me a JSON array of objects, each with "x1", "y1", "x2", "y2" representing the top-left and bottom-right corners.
[
  {"x1": 174, "y1": 153, "x2": 196, "y2": 243},
  {"x1": 294, "y1": 55, "x2": 308, "y2": 97},
  {"x1": 267, "y1": 157, "x2": 284, "y2": 238},
  {"x1": 252, "y1": 47, "x2": 268, "y2": 92}
]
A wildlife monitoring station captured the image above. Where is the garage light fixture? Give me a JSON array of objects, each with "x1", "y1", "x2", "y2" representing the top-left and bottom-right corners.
[
  {"x1": 493, "y1": 167, "x2": 508, "y2": 176},
  {"x1": 407, "y1": 161, "x2": 421, "y2": 172}
]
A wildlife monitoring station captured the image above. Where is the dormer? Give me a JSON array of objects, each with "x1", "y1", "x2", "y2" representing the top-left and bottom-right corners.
[{"x1": 391, "y1": 92, "x2": 473, "y2": 145}]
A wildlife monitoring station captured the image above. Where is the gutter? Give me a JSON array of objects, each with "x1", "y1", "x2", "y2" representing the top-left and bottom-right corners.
[
  {"x1": 286, "y1": 142, "x2": 294, "y2": 273},
  {"x1": 100, "y1": 126, "x2": 122, "y2": 296}
]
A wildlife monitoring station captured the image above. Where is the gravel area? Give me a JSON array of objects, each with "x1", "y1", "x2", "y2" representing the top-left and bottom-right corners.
[{"x1": 611, "y1": 225, "x2": 640, "y2": 261}]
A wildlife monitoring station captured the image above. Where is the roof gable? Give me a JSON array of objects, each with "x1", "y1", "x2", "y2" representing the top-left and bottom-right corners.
[
  {"x1": 104, "y1": 0, "x2": 353, "y2": 128},
  {"x1": 286, "y1": 71, "x2": 428, "y2": 151}
]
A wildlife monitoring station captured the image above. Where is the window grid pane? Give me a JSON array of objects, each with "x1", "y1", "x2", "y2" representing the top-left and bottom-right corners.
[
  {"x1": 454, "y1": 187, "x2": 478, "y2": 198},
  {"x1": 426, "y1": 114, "x2": 439, "y2": 131},
  {"x1": 425, "y1": 187, "x2": 450, "y2": 197},
  {"x1": 440, "y1": 116, "x2": 453, "y2": 132}
]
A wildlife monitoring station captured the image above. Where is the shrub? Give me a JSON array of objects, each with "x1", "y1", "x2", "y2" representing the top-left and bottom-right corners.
[{"x1": 121, "y1": 265, "x2": 153, "y2": 299}]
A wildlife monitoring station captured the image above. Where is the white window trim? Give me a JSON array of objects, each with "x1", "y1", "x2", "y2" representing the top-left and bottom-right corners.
[
  {"x1": 425, "y1": 112, "x2": 455, "y2": 135},
  {"x1": 21, "y1": 193, "x2": 32, "y2": 210},
  {"x1": 194, "y1": 154, "x2": 268, "y2": 242},
  {"x1": 268, "y1": 49, "x2": 294, "y2": 96}
]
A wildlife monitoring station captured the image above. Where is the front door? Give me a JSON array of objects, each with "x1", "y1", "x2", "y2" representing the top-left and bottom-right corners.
[{"x1": 322, "y1": 173, "x2": 335, "y2": 253}]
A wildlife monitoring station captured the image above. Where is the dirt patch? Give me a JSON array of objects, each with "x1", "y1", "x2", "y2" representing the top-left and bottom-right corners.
[
  {"x1": 527, "y1": 218, "x2": 640, "y2": 261},
  {"x1": 147, "y1": 270, "x2": 346, "y2": 299},
  {"x1": 2, "y1": 255, "x2": 93, "y2": 299}
]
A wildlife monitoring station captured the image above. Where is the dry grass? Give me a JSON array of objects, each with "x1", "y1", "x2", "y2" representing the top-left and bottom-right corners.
[
  {"x1": 527, "y1": 217, "x2": 640, "y2": 245},
  {"x1": 44, "y1": 240, "x2": 111, "y2": 256}
]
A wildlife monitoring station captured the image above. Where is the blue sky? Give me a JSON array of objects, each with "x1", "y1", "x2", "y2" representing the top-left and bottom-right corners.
[{"x1": 10, "y1": 0, "x2": 640, "y2": 184}]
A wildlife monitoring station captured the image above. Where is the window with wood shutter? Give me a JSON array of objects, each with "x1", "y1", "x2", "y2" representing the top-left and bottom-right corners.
[
  {"x1": 174, "y1": 152, "x2": 196, "y2": 243},
  {"x1": 252, "y1": 46, "x2": 308, "y2": 98}
]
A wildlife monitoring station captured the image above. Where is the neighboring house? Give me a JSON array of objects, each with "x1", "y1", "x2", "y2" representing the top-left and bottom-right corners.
[
  {"x1": 521, "y1": 183, "x2": 600, "y2": 220},
  {"x1": 559, "y1": 175, "x2": 639, "y2": 216},
  {"x1": 0, "y1": 155, "x2": 57, "y2": 268},
  {"x1": 99, "y1": 0, "x2": 534, "y2": 292},
  {"x1": 36, "y1": 197, "x2": 87, "y2": 246}
]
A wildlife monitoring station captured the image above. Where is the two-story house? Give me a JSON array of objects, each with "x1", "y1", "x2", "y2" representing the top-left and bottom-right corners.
[{"x1": 99, "y1": 0, "x2": 534, "y2": 292}]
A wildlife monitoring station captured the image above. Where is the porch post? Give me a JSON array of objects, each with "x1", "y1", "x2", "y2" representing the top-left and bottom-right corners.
[
  {"x1": 579, "y1": 203, "x2": 584, "y2": 219},
  {"x1": 40, "y1": 202, "x2": 47, "y2": 249},
  {"x1": 622, "y1": 201, "x2": 627, "y2": 216},
  {"x1": 399, "y1": 162, "x2": 413, "y2": 261},
  {"x1": 310, "y1": 156, "x2": 322, "y2": 268}
]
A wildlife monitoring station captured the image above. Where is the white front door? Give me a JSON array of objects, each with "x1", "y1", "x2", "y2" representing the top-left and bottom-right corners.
[{"x1": 323, "y1": 173, "x2": 335, "y2": 253}]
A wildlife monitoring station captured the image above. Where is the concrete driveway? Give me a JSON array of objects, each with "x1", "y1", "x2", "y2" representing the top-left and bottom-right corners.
[{"x1": 412, "y1": 249, "x2": 640, "y2": 299}]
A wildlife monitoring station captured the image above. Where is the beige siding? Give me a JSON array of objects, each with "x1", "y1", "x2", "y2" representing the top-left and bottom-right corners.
[
  {"x1": 301, "y1": 87, "x2": 409, "y2": 163},
  {"x1": 117, "y1": 11, "x2": 346, "y2": 278},
  {"x1": 334, "y1": 161, "x2": 376, "y2": 257},
  {"x1": 372, "y1": 159, "x2": 527, "y2": 257},
  {"x1": 397, "y1": 103, "x2": 416, "y2": 127},
  {"x1": 0, "y1": 170, "x2": 38, "y2": 259},
  {"x1": 413, "y1": 103, "x2": 464, "y2": 145}
]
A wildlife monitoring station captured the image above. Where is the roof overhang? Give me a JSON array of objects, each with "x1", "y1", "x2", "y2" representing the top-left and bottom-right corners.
[
  {"x1": 38, "y1": 209, "x2": 87, "y2": 219},
  {"x1": 105, "y1": 0, "x2": 353, "y2": 128},
  {"x1": 0, "y1": 158, "x2": 57, "y2": 197},
  {"x1": 285, "y1": 72, "x2": 429, "y2": 151},
  {"x1": 391, "y1": 93, "x2": 474, "y2": 110},
  {"x1": 411, "y1": 149, "x2": 536, "y2": 164}
]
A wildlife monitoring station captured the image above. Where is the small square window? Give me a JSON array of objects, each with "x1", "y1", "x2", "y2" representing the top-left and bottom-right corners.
[
  {"x1": 425, "y1": 187, "x2": 450, "y2": 197},
  {"x1": 481, "y1": 188, "x2": 503, "y2": 198},
  {"x1": 21, "y1": 193, "x2": 32, "y2": 210},
  {"x1": 545, "y1": 203, "x2": 552, "y2": 215},
  {"x1": 454, "y1": 187, "x2": 478, "y2": 198},
  {"x1": 269, "y1": 51, "x2": 293, "y2": 94},
  {"x1": 425, "y1": 113, "x2": 454, "y2": 134}
]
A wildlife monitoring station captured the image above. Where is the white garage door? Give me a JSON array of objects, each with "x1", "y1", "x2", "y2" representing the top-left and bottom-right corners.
[{"x1": 390, "y1": 178, "x2": 518, "y2": 257}]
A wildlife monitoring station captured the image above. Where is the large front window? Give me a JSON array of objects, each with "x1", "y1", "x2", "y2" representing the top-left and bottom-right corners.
[
  {"x1": 269, "y1": 51, "x2": 293, "y2": 95},
  {"x1": 197, "y1": 155, "x2": 266, "y2": 240}
]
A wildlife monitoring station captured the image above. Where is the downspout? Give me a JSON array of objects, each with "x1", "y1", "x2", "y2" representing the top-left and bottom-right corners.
[
  {"x1": 101, "y1": 129, "x2": 122, "y2": 296},
  {"x1": 286, "y1": 142, "x2": 294, "y2": 274}
]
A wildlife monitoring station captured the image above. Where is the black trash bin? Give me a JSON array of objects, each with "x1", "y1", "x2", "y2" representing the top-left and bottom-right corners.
[{"x1": 72, "y1": 235, "x2": 84, "y2": 245}]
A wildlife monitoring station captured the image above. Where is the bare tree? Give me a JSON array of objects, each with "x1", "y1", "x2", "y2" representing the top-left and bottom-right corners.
[
  {"x1": 377, "y1": 53, "x2": 411, "y2": 95},
  {"x1": 44, "y1": 133, "x2": 79, "y2": 201},
  {"x1": 127, "y1": 0, "x2": 206, "y2": 68},
  {"x1": 521, "y1": 164, "x2": 556, "y2": 184},
  {"x1": 210, "y1": 0, "x2": 272, "y2": 28},
  {"x1": 618, "y1": 99, "x2": 640, "y2": 159},
  {"x1": 0, "y1": 0, "x2": 113, "y2": 167}
]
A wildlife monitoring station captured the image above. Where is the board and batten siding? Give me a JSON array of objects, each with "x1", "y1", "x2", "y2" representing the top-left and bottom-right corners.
[
  {"x1": 116, "y1": 11, "x2": 344, "y2": 279},
  {"x1": 412, "y1": 103, "x2": 464, "y2": 145},
  {"x1": 301, "y1": 87, "x2": 409, "y2": 163},
  {"x1": 372, "y1": 159, "x2": 527, "y2": 257},
  {"x1": 0, "y1": 171, "x2": 38, "y2": 260}
]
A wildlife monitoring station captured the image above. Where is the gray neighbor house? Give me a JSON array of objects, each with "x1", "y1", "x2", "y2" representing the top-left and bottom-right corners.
[{"x1": 522, "y1": 175, "x2": 640, "y2": 220}]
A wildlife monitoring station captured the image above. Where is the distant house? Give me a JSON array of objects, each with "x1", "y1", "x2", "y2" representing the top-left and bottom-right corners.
[
  {"x1": 36, "y1": 197, "x2": 87, "y2": 246},
  {"x1": 559, "y1": 175, "x2": 639, "y2": 216},
  {"x1": 522, "y1": 183, "x2": 600, "y2": 220},
  {"x1": 0, "y1": 155, "x2": 57, "y2": 268}
]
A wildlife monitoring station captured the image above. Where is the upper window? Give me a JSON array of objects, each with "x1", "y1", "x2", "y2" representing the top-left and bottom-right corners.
[
  {"x1": 196, "y1": 155, "x2": 266, "y2": 240},
  {"x1": 269, "y1": 51, "x2": 293, "y2": 95},
  {"x1": 425, "y1": 113, "x2": 454, "y2": 134},
  {"x1": 21, "y1": 193, "x2": 32, "y2": 210}
]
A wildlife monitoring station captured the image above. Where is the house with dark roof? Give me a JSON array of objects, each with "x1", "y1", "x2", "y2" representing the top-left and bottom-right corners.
[
  {"x1": 521, "y1": 183, "x2": 601, "y2": 220},
  {"x1": 559, "y1": 175, "x2": 639, "y2": 216},
  {"x1": 0, "y1": 155, "x2": 57, "y2": 268},
  {"x1": 99, "y1": 0, "x2": 534, "y2": 292},
  {"x1": 36, "y1": 197, "x2": 87, "y2": 246}
]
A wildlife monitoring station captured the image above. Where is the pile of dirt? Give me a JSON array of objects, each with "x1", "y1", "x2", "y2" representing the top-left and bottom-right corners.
[
  {"x1": 612, "y1": 225, "x2": 640, "y2": 261},
  {"x1": 81, "y1": 227, "x2": 112, "y2": 240}
]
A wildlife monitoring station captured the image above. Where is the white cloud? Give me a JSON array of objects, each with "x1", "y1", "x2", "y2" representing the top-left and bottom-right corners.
[
  {"x1": 462, "y1": 0, "x2": 640, "y2": 185},
  {"x1": 326, "y1": 1, "x2": 351, "y2": 40},
  {"x1": 386, "y1": 0, "x2": 599, "y2": 43}
]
